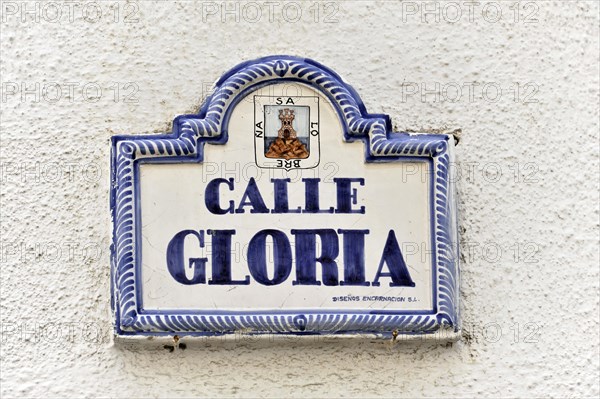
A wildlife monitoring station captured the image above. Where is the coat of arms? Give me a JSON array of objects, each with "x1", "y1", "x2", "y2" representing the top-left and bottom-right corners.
[{"x1": 254, "y1": 95, "x2": 320, "y2": 170}]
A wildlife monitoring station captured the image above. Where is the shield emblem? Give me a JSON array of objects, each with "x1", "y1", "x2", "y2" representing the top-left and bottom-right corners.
[{"x1": 254, "y1": 96, "x2": 320, "y2": 170}]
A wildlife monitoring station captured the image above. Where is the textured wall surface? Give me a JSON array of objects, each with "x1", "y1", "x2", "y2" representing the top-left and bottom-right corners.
[{"x1": 1, "y1": 1, "x2": 598, "y2": 397}]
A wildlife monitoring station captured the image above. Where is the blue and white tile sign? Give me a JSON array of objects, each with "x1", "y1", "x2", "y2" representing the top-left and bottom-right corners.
[{"x1": 110, "y1": 56, "x2": 460, "y2": 339}]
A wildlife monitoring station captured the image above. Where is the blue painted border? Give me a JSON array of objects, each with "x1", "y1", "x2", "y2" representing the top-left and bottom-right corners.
[{"x1": 110, "y1": 55, "x2": 459, "y2": 337}]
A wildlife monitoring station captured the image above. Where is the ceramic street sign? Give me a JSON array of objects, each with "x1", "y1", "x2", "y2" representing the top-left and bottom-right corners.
[{"x1": 110, "y1": 56, "x2": 460, "y2": 339}]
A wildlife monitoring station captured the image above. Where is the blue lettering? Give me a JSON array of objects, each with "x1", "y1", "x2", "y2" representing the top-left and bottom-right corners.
[
  {"x1": 205, "y1": 178, "x2": 235, "y2": 215},
  {"x1": 271, "y1": 178, "x2": 301, "y2": 214},
  {"x1": 301, "y1": 178, "x2": 334, "y2": 213},
  {"x1": 333, "y1": 178, "x2": 365, "y2": 214},
  {"x1": 207, "y1": 229, "x2": 250, "y2": 285},
  {"x1": 235, "y1": 177, "x2": 269, "y2": 214},
  {"x1": 338, "y1": 229, "x2": 370, "y2": 286},
  {"x1": 247, "y1": 229, "x2": 292, "y2": 285},
  {"x1": 166, "y1": 230, "x2": 208, "y2": 285},
  {"x1": 372, "y1": 230, "x2": 415, "y2": 287},
  {"x1": 291, "y1": 229, "x2": 339, "y2": 286}
]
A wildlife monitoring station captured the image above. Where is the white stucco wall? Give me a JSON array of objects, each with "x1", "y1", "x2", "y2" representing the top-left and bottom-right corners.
[{"x1": 1, "y1": 1, "x2": 598, "y2": 397}]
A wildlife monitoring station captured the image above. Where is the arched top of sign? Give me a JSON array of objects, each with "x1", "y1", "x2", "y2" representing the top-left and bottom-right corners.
[{"x1": 112, "y1": 55, "x2": 449, "y2": 162}]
